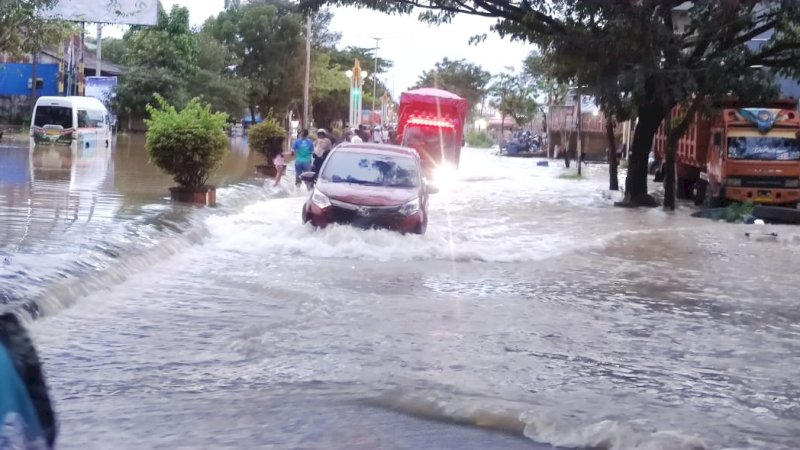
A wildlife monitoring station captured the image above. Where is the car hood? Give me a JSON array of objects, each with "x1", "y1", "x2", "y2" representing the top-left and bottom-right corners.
[{"x1": 319, "y1": 181, "x2": 418, "y2": 207}]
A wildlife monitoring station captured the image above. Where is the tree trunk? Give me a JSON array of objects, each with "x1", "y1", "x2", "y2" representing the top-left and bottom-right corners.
[
  {"x1": 249, "y1": 105, "x2": 257, "y2": 125},
  {"x1": 606, "y1": 117, "x2": 619, "y2": 191},
  {"x1": 623, "y1": 107, "x2": 664, "y2": 207},
  {"x1": 663, "y1": 112, "x2": 677, "y2": 210}
]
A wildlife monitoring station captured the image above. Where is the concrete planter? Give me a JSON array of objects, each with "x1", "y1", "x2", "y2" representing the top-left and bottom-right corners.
[{"x1": 169, "y1": 186, "x2": 217, "y2": 206}]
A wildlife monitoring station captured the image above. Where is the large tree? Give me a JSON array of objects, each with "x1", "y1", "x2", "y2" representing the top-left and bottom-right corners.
[
  {"x1": 113, "y1": 5, "x2": 199, "y2": 127},
  {"x1": 0, "y1": 0, "x2": 68, "y2": 56},
  {"x1": 300, "y1": 0, "x2": 800, "y2": 208},
  {"x1": 415, "y1": 58, "x2": 491, "y2": 117},
  {"x1": 490, "y1": 68, "x2": 538, "y2": 132},
  {"x1": 205, "y1": 0, "x2": 305, "y2": 122}
]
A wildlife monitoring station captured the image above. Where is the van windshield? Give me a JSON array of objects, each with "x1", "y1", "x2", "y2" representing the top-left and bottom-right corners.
[{"x1": 34, "y1": 106, "x2": 73, "y2": 129}]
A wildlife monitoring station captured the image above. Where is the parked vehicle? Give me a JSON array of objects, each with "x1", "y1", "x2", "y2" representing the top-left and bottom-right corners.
[
  {"x1": 301, "y1": 143, "x2": 435, "y2": 234},
  {"x1": 30, "y1": 96, "x2": 112, "y2": 148},
  {"x1": 395, "y1": 88, "x2": 467, "y2": 179},
  {"x1": 653, "y1": 99, "x2": 800, "y2": 207}
]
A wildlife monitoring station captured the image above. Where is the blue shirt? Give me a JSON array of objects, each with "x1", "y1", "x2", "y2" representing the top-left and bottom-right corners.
[
  {"x1": 292, "y1": 138, "x2": 314, "y2": 164},
  {"x1": 0, "y1": 345, "x2": 48, "y2": 449}
]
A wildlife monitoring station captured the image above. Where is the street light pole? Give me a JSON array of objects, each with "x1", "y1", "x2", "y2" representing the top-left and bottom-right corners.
[
  {"x1": 303, "y1": 15, "x2": 312, "y2": 129},
  {"x1": 577, "y1": 93, "x2": 583, "y2": 176},
  {"x1": 372, "y1": 37, "x2": 381, "y2": 119}
]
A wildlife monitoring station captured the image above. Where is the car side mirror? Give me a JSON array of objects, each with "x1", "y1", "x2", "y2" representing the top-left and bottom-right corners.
[{"x1": 300, "y1": 171, "x2": 316, "y2": 182}]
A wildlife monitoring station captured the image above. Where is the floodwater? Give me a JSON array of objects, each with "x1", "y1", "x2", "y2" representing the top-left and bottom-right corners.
[{"x1": 1, "y1": 135, "x2": 799, "y2": 450}]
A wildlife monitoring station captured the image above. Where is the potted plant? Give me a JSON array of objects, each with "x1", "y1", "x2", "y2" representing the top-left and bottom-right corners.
[
  {"x1": 145, "y1": 95, "x2": 229, "y2": 206},
  {"x1": 248, "y1": 117, "x2": 287, "y2": 177}
]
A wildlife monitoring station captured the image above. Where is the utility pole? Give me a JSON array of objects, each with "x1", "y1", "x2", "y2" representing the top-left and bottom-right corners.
[
  {"x1": 371, "y1": 37, "x2": 381, "y2": 118},
  {"x1": 576, "y1": 92, "x2": 583, "y2": 176},
  {"x1": 96, "y1": 24, "x2": 102, "y2": 76},
  {"x1": 302, "y1": 15, "x2": 312, "y2": 128}
]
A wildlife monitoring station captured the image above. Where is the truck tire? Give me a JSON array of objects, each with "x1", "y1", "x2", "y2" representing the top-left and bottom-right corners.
[
  {"x1": 676, "y1": 177, "x2": 693, "y2": 200},
  {"x1": 694, "y1": 180, "x2": 707, "y2": 206},
  {"x1": 704, "y1": 185, "x2": 725, "y2": 208}
]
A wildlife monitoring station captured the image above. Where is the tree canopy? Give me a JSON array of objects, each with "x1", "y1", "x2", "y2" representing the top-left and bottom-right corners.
[
  {"x1": 415, "y1": 58, "x2": 491, "y2": 117},
  {"x1": 300, "y1": 0, "x2": 800, "y2": 206}
]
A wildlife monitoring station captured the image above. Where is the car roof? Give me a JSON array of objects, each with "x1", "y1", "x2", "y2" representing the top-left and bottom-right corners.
[{"x1": 333, "y1": 143, "x2": 419, "y2": 159}]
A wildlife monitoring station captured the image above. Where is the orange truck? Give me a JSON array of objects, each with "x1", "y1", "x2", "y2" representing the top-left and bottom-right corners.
[{"x1": 653, "y1": 99, "x2": 800, "y2": 207}]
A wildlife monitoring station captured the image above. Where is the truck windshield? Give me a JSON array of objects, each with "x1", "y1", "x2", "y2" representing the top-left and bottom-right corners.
[
  {"x1": 322, "y1": 152, "x2": 419, "y2": 188},
  {"x1": 727, "y1": 136, "x2": 800, "y2": 161},
  {"x1": 34, "y1": 105, "x2": 73, "y2": 129}
]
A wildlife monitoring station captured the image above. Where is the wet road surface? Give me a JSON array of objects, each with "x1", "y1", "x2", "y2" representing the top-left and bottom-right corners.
[{"x1": 1, "y1": 136, "x2": 799, "y2": 449}]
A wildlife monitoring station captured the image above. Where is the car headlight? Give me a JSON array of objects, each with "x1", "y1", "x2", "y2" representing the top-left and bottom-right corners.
[
  {"x1": 311, "y1": 189, "x2": 331, "y2": 209},
  {"x1": 399, "y1": 197, "x2": 421, "y2": 216},
  {"x1": 725, "y1": 177, "x2": 742, "y2": 187},
  {"x1": 785, "y1": 179, "x2": 800, "y2": 188}
]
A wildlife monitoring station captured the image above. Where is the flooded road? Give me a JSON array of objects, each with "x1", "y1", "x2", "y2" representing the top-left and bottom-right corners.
[{"x1": 1, "y1": 137, "x2": 799, "y2": 449}]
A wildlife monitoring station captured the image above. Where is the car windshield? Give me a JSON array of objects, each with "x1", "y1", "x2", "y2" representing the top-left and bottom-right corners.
[
  {"x1": 34, "y1": 105, "x2": 72, "y2": 128},
  {"x1": 727, "y1": 135, "x2": 800, "y2": 161},
  {"x1": 321, "y1": 151, "x2": 419, "y2": 188}
]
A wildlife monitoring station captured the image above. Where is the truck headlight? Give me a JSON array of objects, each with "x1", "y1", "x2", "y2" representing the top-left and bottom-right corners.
[
  {"x1": 725, "y1": 178, "x2": 742, "y2": 187},
  {"x1": 785, "y1": 179, "x2": 800, "y2": 188},
  {"x1": 311, "y1": 189, "x2": 331, "y2": 209},
  {"x1": 399, "y1": 197, "x2": 421, "y2": 215}
]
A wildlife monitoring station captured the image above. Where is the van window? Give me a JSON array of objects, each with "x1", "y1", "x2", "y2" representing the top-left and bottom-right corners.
[
  {"x1": 34, "y1": 105, "x2": 73, "y2": 129},
  {"x1": 78, "y1": 110, "x2": 106, "y2": 128}
]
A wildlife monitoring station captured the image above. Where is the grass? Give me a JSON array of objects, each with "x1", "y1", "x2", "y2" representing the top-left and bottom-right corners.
[{"x1": 558, "y1": 173, "x2": 584, "y2": 180}]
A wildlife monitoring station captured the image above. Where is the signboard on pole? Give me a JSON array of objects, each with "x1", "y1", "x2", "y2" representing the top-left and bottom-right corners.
[
  {"x1": 85, "y1": 76, "x2": 117, "y2": 105},
  {"x1": 41, "y1": 0, "x2": 159, "y2": 25}
]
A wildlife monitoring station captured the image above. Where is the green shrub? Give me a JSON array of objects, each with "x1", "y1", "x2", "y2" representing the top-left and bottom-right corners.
[
  {"x1": 145, "y1": 95, "x2": 229, "y2": 189},
  {"x1": 466, "y1": 130, "x2": 494, "y2": 148},
  {"x1": 724, "y1": 201, "x2": 755, "y2": 223},
  {"x1": 248, "y1": 118, "x2": 287, "y2": 160}
]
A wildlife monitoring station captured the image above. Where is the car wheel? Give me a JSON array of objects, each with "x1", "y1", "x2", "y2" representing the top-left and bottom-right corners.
[{"x1": 413, "y1": 218, "x2": 427, "y2": 235}]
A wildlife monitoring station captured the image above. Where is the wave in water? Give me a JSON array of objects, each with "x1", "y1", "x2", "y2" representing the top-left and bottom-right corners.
[{"x1": 370, "y1": 389, "x2": 709, "y2": 450}]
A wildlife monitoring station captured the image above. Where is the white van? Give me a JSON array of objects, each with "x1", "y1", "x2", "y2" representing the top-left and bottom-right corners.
[{"x1": 31, "y1": 96, "x2": 112, "y2": 147}]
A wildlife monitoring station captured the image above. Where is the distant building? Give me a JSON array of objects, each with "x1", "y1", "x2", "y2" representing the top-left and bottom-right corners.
[{"x1": 0, "y1": 39, "x2": 122, "y2": 124}]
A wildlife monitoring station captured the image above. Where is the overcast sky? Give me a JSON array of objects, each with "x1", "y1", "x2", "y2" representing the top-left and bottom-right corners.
[{"x1": 156, "y1": 0, "x2": 533, "y2": 95}]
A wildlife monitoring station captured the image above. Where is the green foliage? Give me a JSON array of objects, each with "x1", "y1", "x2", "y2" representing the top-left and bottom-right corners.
[
  {"x1": 100, "y1": 38, "x2": 127, "y2": 66},
  {"x1": 0, "y1": 0, "x2": 70, "y2": 55},
  {"x1": 465, "y1": 130, "x2": 493, "y2": 148},
  {"x1": 415, "y1": 58, "x2": 491, "y2": 116},
  {"x1": 490, "y1": 69, "x2": 538, "y2": 128},
  {"x1": 248, "y1": 118, "x2": 287, "y2": 159},
  {"x1": 205, "y1": 0, "x2": 304, "y2": 118},
  {"x1": 724, "y1": 201, "x2": 756, "y2": 223},
  {"x1": 145, "y1": 95, "x2": 229, "y2": 188},
  {"x1": 558, "y1": 173, "x2": 584, "y2": 180},
  {"x1": 114, "y1": 5, "x2": 199, "y2": 120}
]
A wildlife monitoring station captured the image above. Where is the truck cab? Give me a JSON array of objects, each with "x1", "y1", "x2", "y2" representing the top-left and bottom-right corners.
[{"x1": 704, "y1": 104, "x2": 800, "y2": 206}]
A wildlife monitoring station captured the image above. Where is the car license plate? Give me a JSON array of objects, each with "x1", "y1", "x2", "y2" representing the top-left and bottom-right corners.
[
  {"x1": 46, "y1": 129, "x2": 60, "y2": 135},
  {"x1": 756, "y1": 191, "x2": 771, "y2": 202}
]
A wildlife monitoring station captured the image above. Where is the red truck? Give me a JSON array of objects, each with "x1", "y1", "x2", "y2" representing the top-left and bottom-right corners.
[
  {"x1": 653, "y1": 99, "x2": 800, "y2": 207},
  {"x1": 395, "y1": 88, "x2": 467, "y2": 179}
]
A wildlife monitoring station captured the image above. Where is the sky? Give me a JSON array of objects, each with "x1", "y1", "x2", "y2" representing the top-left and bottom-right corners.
[{"x1": 153, "y1": 0, "x2": 533, "y2": 95}]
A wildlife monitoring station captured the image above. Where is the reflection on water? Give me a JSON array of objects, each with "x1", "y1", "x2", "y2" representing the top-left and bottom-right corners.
[{"x1": 0, "y1": 134, "x2": 263, "y2": 306}]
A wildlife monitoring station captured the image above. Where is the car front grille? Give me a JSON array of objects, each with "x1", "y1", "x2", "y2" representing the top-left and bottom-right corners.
[{"x1": 329, "y1": 199, "x2": 404, "y2": 228}]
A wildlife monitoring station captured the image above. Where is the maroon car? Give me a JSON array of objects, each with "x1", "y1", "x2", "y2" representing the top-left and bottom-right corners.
[{"x1": 301, "y1": 143, "x2": 435, "y2": 234}]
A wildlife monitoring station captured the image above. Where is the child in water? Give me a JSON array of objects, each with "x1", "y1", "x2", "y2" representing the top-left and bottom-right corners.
[{"x1": 273, "y1": 151, "x2": 286, "y2": 187}]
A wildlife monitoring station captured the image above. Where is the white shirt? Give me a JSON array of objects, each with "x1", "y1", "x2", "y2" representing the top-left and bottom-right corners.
[{"x1": 351, "y1": 135, "x2": 363, "y2": 143}]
